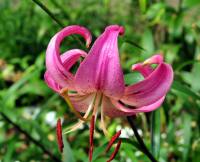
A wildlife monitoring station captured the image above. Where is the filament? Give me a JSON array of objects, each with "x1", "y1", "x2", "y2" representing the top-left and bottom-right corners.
[
  {"x1": 60, "y1": 88, "x2": 89, "y2": 122},
  {"x1": 100, "y1": 96, "x2": 109, "y2": 137},
  {"x1": 63, "y1": 95, "x2": 95, "y2": 134},
  {"x1": 92, "y1": 92, "x2": 101, "y2": 116}
]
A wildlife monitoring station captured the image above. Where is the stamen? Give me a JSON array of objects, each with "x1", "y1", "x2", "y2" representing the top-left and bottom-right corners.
[
  {"x1": 106, "y1": 130, "x2": 121, "y2": 153},
  {"x1": 60, "y1": 88, "x2": 89, "y2": 122},
  {"x1": 56, "y1": 118, "x2": 64, "y2": 153},
  {"x1": 63, "y1": 98, "x2": 95, "y2": 134},
  {"x1": 92, "y1": 93, "x2": 101, "y2": 116},
  {"x1": 106, "y1": 139, "x2": 122, "y2": 162},
  {"x1": 89, "y1": 116, "x2": 95, "y2": 145},
  {"x1": 64, "y1": 121, "x2": 84, "y2": 134},
  {"x1": 89, "y1": 115, "x2": 95, "y2": 162},
  {"x1": 100, "y1": 97, "x2": 109, "y2": 137}
]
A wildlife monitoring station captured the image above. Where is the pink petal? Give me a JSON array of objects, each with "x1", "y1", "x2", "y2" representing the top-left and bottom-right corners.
[
  {"x1": 109, "y1": 97, "x2": 165, "y2": 116},
  {"x1": 131, "y1": 54, "x2": 163, "y2": 77},
  {"x1": 102, "y1": 94, "x2": 165, "y2": 118},
  {"x1": 131, "y1": 63, "x2": 153, "y2": 78},
  {"x1": 61, "y1": 49, "x2": 87, "y2": 71},
  {"x1": 75, "y1": 25, "x2": 125, "y2": 99},
  {"x1": 134, "y1": 97, "x2": 165, "y2": 112},
  {"x1": 69, "y1": 93, "x2": 95, "y2": 112},
  {"x1": 44, "y1": 49, "x2": 87, "y2": 92},
  {"x1": 46, "y1": 25, "x2": 92, "y2": 89},
  {"x1": 102, "y1": 96, "x2": 136, "y2": 118},
  {"x1": 44, "y1": 71, "x2": 61, "y2": 92},
  {"x1": 142, "y1": 54, "x2": 163, "y2": 65},
  {"x1": 102, "y1": 54, "x2": 170, "y2": 117},
  {"x1": 121, "y1": 63, "x2": 173, "y2": 107}
]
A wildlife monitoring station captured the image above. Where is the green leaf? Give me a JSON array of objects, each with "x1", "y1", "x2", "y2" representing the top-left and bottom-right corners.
[
  {"x1": 2, "y1": 66, "x2": 38, "y2": 102},
  {"x1": 139, "y1": 0, "x2": 147, "y2": 13},
  {"x1": 124, "y1": 72, "x2": 143, "y2": 85},
  {"x1": 92, "y1": 138, "x2": 141, "y2": 161},
  {"x1": 146, "y1": 3, "x2": 166, "y2": 25},
  {"x1": 140, "y1": 29, "x2": 154, "y2": 55},
  {"x1": 182, "y1": 113, "x2": 192, "y2": 162},
  {"x1": 151, "y1": 109, "x2": 161, "y2": 159},
  {"x1": 183, "y1": 0, "x2": 200, "y2": 7},
  {"x1": 172, "y1": 81, "x2": 200, "y2": 100},
  {"x1": 175, "y1": 60, "x2": 199, "y2": 72},
  {"x1": 167, "y1": 120, "x2": 175, "y2": 144},
  {"x1": 92, "y1": 143, "x2": 107, "y2": 161},
  {"x1": 3, "y1": 139, "x2": 15, "y2": 162},
  {"x1": 123, "y1": 38, "x2": 146, "y2": 51},
  {"x1": 182, "y1": 62, "x2": 200, "y2": 92},
  {"x1": 120, "y1": 138, "x2": 141, "y2": 152},
  {"x1": 62, "y1": 136, "x2": 75, "y2": 162},
  {"x1": 95, "y1": 157, "x2": 111, "y2": 162}
]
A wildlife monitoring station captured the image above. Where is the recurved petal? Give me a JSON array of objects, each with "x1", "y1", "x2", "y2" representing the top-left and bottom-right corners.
[
  {"x1": 142, "y1": 54, "x2": 163, "y2": 65},
  {"x1": 131, "y1": 54, "x2": 163, "y2": 77},
  {"x1": 46, "y1": 25, "x2": 92, "y2": 89},
  {"x1": 75, "y1": 25, "x2": 125, "y2": 99},
  {"x1": 108, "y1": 97, "x2": 165, "y2": 117},
  {"x1": 44, "y1": 49, "x2": 88, "y2": 91},
  {"x1": 133, "y1": 97, "x2": 165, "y2": 112},
  {"x1": 121, "y1": 63, "x2": 173, "y2": 107},
  {"x1": 61, "y1": 49, "x2": 87, "y2": 71},
  {"x1": 131, "y1": 63, "x2": 153, "y2": 78},
  {"x1": 44, "y1": 71, "x2": 61, "y2": 92}
]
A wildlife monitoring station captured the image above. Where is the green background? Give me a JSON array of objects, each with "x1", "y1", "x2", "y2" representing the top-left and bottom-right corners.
[{"x1": 0, "y1": 0, "x2": 200, "y2": 161}]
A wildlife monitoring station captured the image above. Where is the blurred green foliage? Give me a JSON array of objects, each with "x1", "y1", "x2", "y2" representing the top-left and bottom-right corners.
[{"x1": 0, "y1": 0, "x2": 200, "y2": 162}]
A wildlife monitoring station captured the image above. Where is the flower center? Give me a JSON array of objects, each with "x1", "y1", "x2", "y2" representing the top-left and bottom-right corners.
[
  {"x1": 59, "y1": 88, "x2": 122, "y2": 161},
  {"x1": 60, "y1": 89, "x2": 105, "y2": 134}
]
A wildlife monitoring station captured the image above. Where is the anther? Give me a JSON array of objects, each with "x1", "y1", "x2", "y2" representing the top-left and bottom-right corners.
[
  {"x1": 106, "y1": 130, "x2": 121, "y2": 153},
  {"x1": 56, "y1": 118, "x2": 64, "y2": 153},
  {"x1": 107, "y1": 139, "x2": 122, "y2": 162}
]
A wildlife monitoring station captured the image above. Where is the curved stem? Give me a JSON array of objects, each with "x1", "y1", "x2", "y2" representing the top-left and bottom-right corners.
[
  {"x1": 32, "y1": 0, "x2": 64, "y2": 27},
  {"x1": 0, "y1": 112, "x2": 61, "y2": 162},
  {"x1": 31, "y1": 0, "x2": 85, "y2": 49},
  {"x1": 127, "y1": 116, "x2": 157, "y2": 162}
]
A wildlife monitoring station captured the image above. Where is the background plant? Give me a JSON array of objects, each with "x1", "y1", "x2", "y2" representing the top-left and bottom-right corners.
[{"x1": 0, "y1": 0, "x2": 200, "y2": 162}]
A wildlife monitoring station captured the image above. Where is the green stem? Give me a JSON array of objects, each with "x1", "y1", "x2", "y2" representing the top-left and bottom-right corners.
[
  {"x1": 32, "y1": 0, "x2": 64, "y2": 27},
  {"x1": 49, "y1": 0, "x2": 70, "y2": 19},
  {"x1": 151, "y1": 109, "x2": 161, "y2": 159},
  {"x1": 127, "y1": 116, "x2": 157, "y2": 162},
  {"x1": 0, "y1": 112, "x2": 61, "y2": 162},
  {"x1": 31, "y1": 0, "x2": 86, "y2": 49}
]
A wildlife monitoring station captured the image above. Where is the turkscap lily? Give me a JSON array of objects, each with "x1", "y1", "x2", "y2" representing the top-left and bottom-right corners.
[{"x1": 44, "y1": 25, "x2": 173, "y2": 161}]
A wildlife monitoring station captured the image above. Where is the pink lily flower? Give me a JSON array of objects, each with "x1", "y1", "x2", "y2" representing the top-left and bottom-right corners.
[{"x1": 44, "y1": 25, "x2": 173, "y2": 159}]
